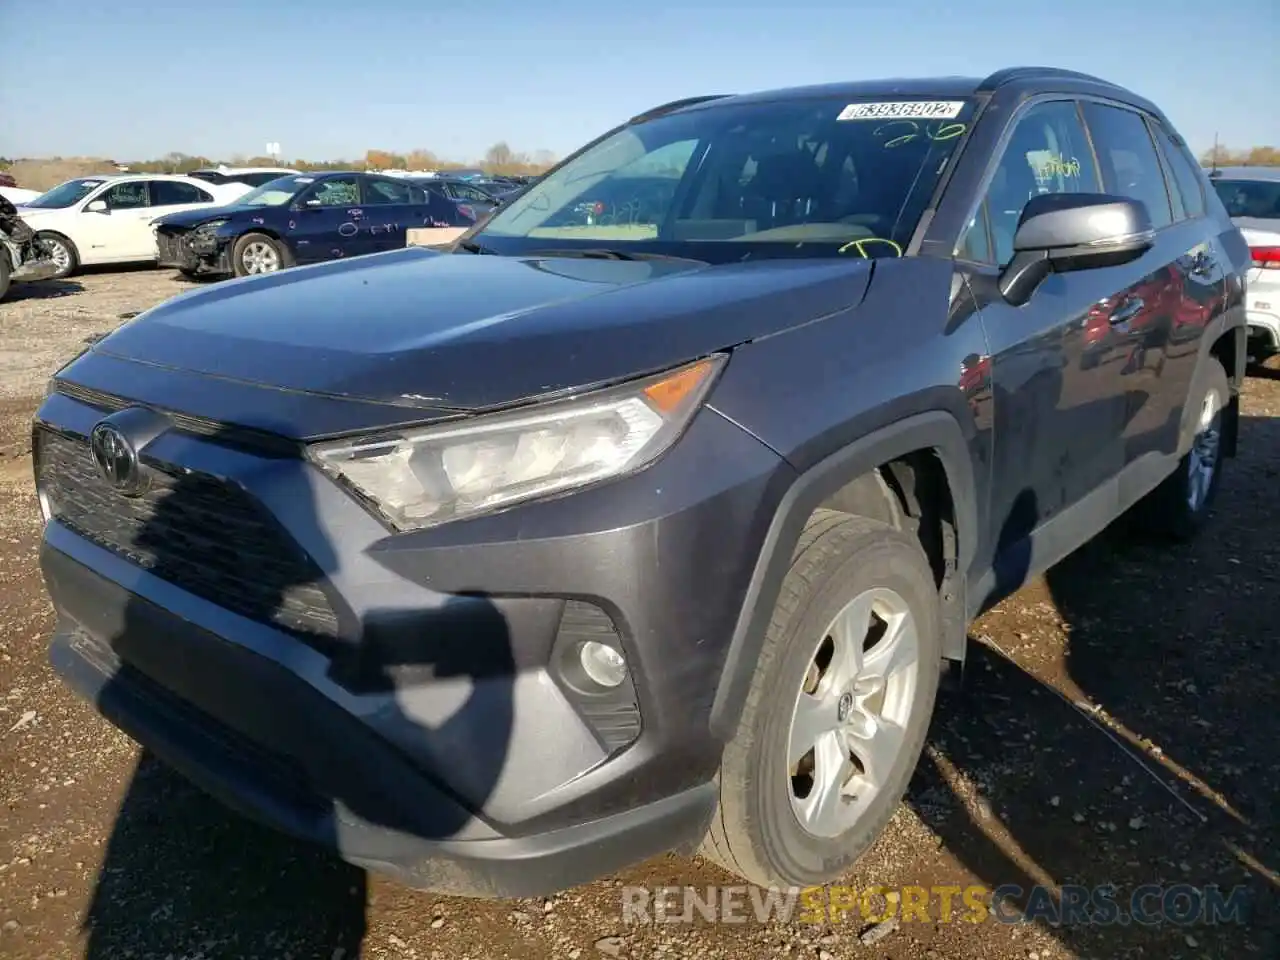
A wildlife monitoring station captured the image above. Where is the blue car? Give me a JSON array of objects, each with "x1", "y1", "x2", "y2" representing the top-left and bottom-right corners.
[{"x1": 153, "y1": 171, "x2": 477, "y2": 278}]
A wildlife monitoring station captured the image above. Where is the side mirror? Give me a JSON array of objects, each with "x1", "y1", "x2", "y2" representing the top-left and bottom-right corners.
[
  {"x1": 999, "y1": 193, "x2": 1154, "y2": 306},
  {"x1": 86, "y1": 199, "x2": 109, "y2": 214}
]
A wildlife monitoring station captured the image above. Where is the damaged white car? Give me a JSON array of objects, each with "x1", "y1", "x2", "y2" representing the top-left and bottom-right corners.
[{"x1": 18, "y1": 174, "x2": 252, "y2": 277}]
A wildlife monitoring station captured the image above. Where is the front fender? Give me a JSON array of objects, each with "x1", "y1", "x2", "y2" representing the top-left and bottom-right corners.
[{"x1": 708, "y1": 409, "x2": 978, "y2": 740}]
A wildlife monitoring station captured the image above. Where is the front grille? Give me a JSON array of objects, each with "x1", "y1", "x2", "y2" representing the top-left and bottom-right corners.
[
  {"x1": 155, "y1": 230, "x2": 196, "y2": 267},
  {"x1": 37, "y1": 428, "x2": 340, "y2": 643}
]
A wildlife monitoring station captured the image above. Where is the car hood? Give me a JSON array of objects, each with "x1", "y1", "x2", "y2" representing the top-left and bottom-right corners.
[
  {"x1": 83, "y1": 247, "x2": 873, "y2": 415},
  {"x1": 152, "y1": 203, "x2": 265, "y2": 229}
]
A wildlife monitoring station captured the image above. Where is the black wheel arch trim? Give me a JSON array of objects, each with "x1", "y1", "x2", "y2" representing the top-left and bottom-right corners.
[{"x1": 709, "y1": 410, "x2": 978, "y2": 740}]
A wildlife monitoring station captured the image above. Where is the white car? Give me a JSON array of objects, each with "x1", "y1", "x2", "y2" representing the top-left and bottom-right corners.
[
  {"x1": 0, "y1": 185, "x2": 40, "y2": 205},
  {"x1": 1207, "y1": 166, "x2": 1280, "y2": 362},
  {"x1": 17, "y1": 174, "x2": 251, "y2": 278}
]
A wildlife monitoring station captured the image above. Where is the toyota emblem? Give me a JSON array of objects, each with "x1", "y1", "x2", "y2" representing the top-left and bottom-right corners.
[{"x1": 90, "y1": 421, "x2": 145, "y2": 495}]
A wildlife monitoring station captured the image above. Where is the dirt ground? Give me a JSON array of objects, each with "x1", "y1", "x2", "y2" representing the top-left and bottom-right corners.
[{"x1": 0, "y1": 269, "x2": 1276, "y2": 960}]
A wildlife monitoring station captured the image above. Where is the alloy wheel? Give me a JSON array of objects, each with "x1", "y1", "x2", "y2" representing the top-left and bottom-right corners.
[
  {"x1": 787, "y1": 586, "x2": 921, "y2": 838},
  {"x1": 241, "y1": 241, "x2": 280, "y2": 274}
]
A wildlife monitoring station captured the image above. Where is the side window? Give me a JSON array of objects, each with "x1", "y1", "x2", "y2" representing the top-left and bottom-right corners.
[
  {"x1": 305, "y1": 177, "x2": 360, "y2": 207},
  {"x1": 241, "y1": 172, "x2": 285, "y2": 187},
  {"x1": 364, "y1": 178, "x2": 413, "y2": 205},
  {"x1": 151, "y1": 181, "x2": 212, "y2": 205},
  {"x1": 962, "y1": 100, "x2": 1101, "y2": 265},
  {"x1": 101, "y1": 181, "x2": 150, "y2": 209},
  {"x1": 1153, "y1": 125, "x2": 1206, "y2": 220},
  {"x1": 956, "y1": 207, "x2": 993, "y2": 263},
  {"x1": 1080, "y1": 102, "x2": 1173, "y2": 230}
]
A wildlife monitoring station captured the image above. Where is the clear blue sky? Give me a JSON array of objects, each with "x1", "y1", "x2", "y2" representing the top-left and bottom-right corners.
[{"x1": 1, "y1": 0, "x2": 1276, "y2": 164}]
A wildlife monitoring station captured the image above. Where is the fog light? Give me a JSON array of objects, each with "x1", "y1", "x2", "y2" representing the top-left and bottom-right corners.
[{"x1": 579, "y1": 641, "x2": 627, "y2": 688}]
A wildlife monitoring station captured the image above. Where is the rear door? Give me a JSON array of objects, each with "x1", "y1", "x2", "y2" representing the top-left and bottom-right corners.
[
  {"x1": 288, "y1": 175, "x2": 362, "y2": 264},
  {"x1": 955, "y1": 99, "x2": 1131, "y2": 547},
  {"x1": 360, "y1": 176, "x2": 416, "y2": 253},
  {"x1": 1078, "y1": 102, "x2": 1194, "y2": 466}
]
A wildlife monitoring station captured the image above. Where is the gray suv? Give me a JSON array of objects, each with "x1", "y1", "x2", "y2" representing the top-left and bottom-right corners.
[{"x1": 33, "y1": 66, "x2": 1249, "y2": 896}]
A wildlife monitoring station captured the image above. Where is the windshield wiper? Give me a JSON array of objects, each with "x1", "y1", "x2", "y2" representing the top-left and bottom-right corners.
[
  {"x1": 525, "y1": 247, "x2": 706, "y2": 264},
  {"x1": 456, "y1": 240, "x2": 495, "y2": 254}
]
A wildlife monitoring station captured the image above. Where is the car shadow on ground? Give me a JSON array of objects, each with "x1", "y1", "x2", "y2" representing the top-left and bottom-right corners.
[
  {"x1": 913, "y1": 411, "x2": 1278, "y2": 958},
  {"x1": 3, "y1": 280, "x2": 84, "y2": 302},
  {"x1": 70, "y1": 423, "x2": 516, "y2": 959}
]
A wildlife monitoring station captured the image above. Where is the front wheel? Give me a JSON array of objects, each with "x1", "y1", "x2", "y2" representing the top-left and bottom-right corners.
[
  {"x1": 232, "y1": 233, "x2": 289, "y2": 278},
  {"x1": 35, "y1": 232, "x2": 77, "y2": 279},
  {"x1": 701, "y1": 511, "x2": 942, "y2": 888}
]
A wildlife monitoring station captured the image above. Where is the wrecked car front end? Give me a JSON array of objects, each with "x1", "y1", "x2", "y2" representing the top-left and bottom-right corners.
[
  {"x1": 155, "y1": 219, "x2": 235, "y2": 276},
  {"x1": 1, "y1": 194, "x2": 60, "y2": 298}
]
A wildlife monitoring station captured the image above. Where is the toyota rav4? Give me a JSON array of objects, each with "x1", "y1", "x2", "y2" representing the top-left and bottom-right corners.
[{"x1": 34, "y1": 67, "x2": 1249, "y2": 896}]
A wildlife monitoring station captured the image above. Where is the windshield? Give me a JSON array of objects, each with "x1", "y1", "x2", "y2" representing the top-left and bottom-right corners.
[
  {"x1": 476, "y1": 96, "x2": 976, "y2": 261},
  {"x1": 25, "y1": 178, "x2": 108, "y2": 209},
  {"x1": 232, "y1": 175, "x2": 312, "y2": 207},
  {"x1": 1212, "y1": 178, "x2": 1280, "y2": 220}
]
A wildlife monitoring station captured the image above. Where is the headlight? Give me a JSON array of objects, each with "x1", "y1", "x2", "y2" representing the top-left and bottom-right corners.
[
  {"x1": 195, "y1": 219, "x2": 229, "y2": 231},
  {"x1": 310, "y1": 355, "x2": 725, "y2": 531}
]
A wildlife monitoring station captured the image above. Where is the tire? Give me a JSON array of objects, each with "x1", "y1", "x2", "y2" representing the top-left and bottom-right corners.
[
  {"x1": 36, "y1": 232, "x2": 78, "y2": 279},
  {"x1": 1131, "y1": 356, "x2": 1230, "y2": 541},
  {"x1": 701, "y1": 511, "x2": 942, "y2": 887},
  {"x1": 231, "y1": 232, "x2": 290, "y2": 278},
  {"x1": 0, "y1": 253, "x2": 10, "y2": 301}
]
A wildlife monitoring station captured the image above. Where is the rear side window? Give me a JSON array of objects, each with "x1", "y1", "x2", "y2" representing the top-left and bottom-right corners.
[
  {"x1": 1211, "y1": 178, "x2": 1280, "y2": 220},
  {"x1": 151, "y1": 181, "x2": 213, "y2": 205},
  {"x1": 1080, "y1": 103, "x2": 1173, "y2": 230},
  {"x1": 1152, "y1": 125, "x2": 1206, "y2": 220},
  {"x1": 364, "y1": 178, "x2": 413, "y2": 205},
  {"x1": 239, "y1": 171, "x2": 288, "y2": 187}
]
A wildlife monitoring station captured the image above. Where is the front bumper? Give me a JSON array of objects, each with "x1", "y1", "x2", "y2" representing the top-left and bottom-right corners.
[
  {"x1": 155, "y1": 229, "x2": 231, "y2": 274},
  {"x1": 35, "y1": 383, "x2": 792, "y2": 894}
]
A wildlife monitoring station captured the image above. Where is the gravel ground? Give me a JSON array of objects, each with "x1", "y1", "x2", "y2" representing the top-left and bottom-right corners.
[{"x1": 0, "y1": 269, "x2": 1276, "y2": 960}]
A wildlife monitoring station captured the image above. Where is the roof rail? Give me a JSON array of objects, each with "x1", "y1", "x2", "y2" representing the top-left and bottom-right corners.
[
  {"x1": 977, "y1": 66, "x2": 1121, "y2": 93},
  {"x1": 630, "y1": 94, "x2": 732, "y2": 124}
]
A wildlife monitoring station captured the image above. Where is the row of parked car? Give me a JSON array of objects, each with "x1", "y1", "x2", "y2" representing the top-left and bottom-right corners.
[{"x1": 0, "y1": 165, "x2": 530, "y2": 299}]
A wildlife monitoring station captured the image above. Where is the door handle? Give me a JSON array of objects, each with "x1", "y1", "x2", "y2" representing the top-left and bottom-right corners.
[{"x1": 1110, "y1": 297, "x2": 1144, "y2": 326}]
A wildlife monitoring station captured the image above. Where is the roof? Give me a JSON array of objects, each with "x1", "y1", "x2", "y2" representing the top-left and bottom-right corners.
[
  {"x1": 719, "y1": 76, "x2": 984, "y2": 107},
  {"x1": 1207, "y1": 166, "x2": 1280, "y2": 182},
  {"x1": 648, "y1": 66, "x2": 1155, "y2": 121},
  {"x1": 70, "y1": 172, "x2": 217, "y2": 183}
]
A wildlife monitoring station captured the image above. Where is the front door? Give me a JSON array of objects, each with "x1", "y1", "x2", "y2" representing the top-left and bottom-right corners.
[
  {"x1": 959, "y1": 101, "x2": 1128, "y2": 538},
  {"x1": 288, "y1": 176, "x2": 363, "y2": 264},
  {"x1": 83, "y1": 180, "x2": 155, "y2": 261}
]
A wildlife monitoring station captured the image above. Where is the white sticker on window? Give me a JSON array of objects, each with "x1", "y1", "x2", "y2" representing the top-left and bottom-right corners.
[
  {"x1": 837, "y1": 101, "x2": 966, "y2": 122},
  {"x1": 293, "y1": 176, "x2": 315, "y2": 183}
]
